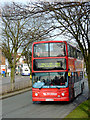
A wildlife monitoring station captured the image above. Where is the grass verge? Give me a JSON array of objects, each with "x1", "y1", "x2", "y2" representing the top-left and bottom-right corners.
[{"x1": 65, "y1": 99, "x2": 90, "y2": 118}]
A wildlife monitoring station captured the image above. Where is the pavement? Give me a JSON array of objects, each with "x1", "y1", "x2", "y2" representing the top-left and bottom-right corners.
[{"x1": 0, "y1": 87, "x2": 32, "y2": 100}]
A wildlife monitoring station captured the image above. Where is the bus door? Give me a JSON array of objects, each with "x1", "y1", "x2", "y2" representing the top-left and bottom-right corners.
[{"x1": 68, "y1": 72, "x2": 74, "y2": 100}]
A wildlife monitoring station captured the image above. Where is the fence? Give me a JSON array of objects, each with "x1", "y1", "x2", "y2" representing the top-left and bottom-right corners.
[{"x1": 0, "y1": 80, "x2": 32, "y2": 95}]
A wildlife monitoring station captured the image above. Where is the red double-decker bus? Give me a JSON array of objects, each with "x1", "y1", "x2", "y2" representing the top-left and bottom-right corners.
[{"x1": 32, "y1": 41, "x2": 84, "y2": 103}]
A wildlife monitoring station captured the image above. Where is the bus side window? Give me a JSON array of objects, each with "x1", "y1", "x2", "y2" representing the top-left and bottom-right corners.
[
  {"x1": 80, "y1": 53, "x2": 83, "y2": 60},
  {"x1": 74, "y1": 72, "x2": 78, "y2": 82},
  {"x1": 78, "y1": 72, "x2": 80, "y2": 81},
  {"x1": 77, "y1": 72, "x2": 79, "y2": 82},
  {"x1": 70, "y1": 46, "x2": 73, "y2": 57},
  {"x1": 71, "y1": 47, "x2": 75, "y2": 58},
  {"x1": 76, "y1": 50, "x2": 77, "y2": 59},
  {"x1": 74, "y1": 72, "x2": 76, "y2": 82},
  {"x1": 63, "y1": 43, "x2": 66, "y2": 56},
  {"x1": 71, "y1": 72, "x2": 74, "y2": 83},
  {"x1": 70, "y1": 46, "x2": 72, "y2": 57},
  {"x1": 81, "y1": 53, "x2": 83, "y2": 60},
  {"x1": 80, "y1": 71, "x2": 83, "y2": 80},
  {"x1": 67, "y1": 45, "x2": 71, "y2": 57},
  {"x1": 77, "y1": 50, "x2": 80, "y2": 59},
  {"x1": 73, "y1": 48, "x2": 76, "y2": 58}
]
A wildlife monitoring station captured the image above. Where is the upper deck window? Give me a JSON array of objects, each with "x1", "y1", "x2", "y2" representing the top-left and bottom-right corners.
[
  {"x1": 34, "y1": 42, "x2": 66, "y2": 57},
  {"x1": 50, "y1": 43, "x2": 66, "y2": 57},
  {"x1": 34, "y1": 43, "x2": 48, "y2": 57}
]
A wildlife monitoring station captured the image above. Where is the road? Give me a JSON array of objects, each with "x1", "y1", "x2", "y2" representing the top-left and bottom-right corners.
[
  {"x1": 1, "y1": 75, "x2": 30, "y2": 85},
  {"x1": 1, "y1": 79, "x2": 88, "y2": 118}
]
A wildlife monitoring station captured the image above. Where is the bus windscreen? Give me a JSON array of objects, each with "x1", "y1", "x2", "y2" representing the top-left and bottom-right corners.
[
  {"x1": 32, "y1": 72, "x2": 68, "y2": 88},
  {"x1": 33, "y1": 58, "x2": 66, "y2": 71}
]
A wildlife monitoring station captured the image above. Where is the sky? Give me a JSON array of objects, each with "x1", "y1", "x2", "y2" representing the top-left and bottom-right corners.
[
  {"x1": 0, "y1": 0, "x2": 31, "y2": 5},
  {"x1": 0, "y1": 0, "x2": 88, "y2": 4}
]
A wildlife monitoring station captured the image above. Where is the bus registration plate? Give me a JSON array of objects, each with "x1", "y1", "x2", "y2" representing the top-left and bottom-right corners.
[{"x1": 46, "y1": 99, "x2": 54, "y2": 101}]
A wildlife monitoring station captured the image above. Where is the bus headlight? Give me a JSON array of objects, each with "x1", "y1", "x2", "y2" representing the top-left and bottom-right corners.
[
  {"x1": 61, "y1": 93, "x2": 65, "y2": 96},
  {"x1": 35, "y1": 93, "x2": 38, "y2": 96}
]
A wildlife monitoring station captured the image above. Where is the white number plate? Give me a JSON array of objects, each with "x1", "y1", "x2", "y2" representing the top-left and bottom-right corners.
[{"x1": 46, "y1": 99, "x2": 54, "y2": 101}]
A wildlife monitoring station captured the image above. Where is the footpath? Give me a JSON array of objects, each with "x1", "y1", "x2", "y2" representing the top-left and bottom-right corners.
[{"x1": 0, "y1": 87, "x2": 32, "y2": 99}]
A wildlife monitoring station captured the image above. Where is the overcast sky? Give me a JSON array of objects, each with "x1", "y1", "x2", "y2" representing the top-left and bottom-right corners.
[
  {"x1": 0, "y1": 0, "x2": 88, "y2": 5},
  {"x1": 0, "y1": 0, "x2": 31, "y2": 5}
]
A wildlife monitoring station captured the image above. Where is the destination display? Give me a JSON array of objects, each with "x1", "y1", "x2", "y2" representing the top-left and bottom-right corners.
[
  {"x1": 38, "y1": 62, "x2": 61, "y2": 68},
  {"x1": 33, "y1": 58, "x2": 66, "y2": 71}
]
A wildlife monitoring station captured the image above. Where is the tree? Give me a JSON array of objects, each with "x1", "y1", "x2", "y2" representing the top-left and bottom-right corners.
[
  {"x1": 1, "y1": 3, "x2": 49, "y2": 89},
  {"x1": 1, "y1": 17, "x2": 28, "y2": 86}
]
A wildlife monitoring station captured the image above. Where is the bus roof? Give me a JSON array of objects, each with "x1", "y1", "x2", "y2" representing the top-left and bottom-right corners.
[{"x1": 33, "y1": 41, "x2": 67, "y2": 45}]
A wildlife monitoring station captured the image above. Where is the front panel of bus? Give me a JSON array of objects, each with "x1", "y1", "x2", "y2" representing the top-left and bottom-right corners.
[{"x1": 32, "y1": 41, "x2": 70, "y2": 101}]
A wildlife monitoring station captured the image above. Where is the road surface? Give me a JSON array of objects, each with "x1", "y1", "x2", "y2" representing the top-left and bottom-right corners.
[{"x1": 1, "y1": 79, "x2": 88, "y2": 118}]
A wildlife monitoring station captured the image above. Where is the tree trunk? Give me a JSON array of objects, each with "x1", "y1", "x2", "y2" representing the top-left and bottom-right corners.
[
  {"x1": 87, "y1": 52, "x2": 90, "y2": 117},
  {"x1": 88, "y1": 53, "x2": 90, "y2": 97},
  {"x1": 11, "y1": 66, "x2": 15, "y2": 91}
]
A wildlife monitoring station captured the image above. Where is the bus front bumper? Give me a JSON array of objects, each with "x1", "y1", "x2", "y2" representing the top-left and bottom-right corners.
[{"x1": 32, "y1": 97, "x2": 70, "y2": 102}]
